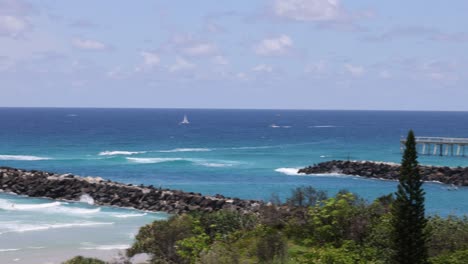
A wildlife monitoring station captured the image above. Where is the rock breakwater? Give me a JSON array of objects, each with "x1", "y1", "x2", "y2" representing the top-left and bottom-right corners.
[
  {"x1": 299, "y1": 160, "x2": 468, "y2": 186},
  {"x1": 0, "y1": 167, "x2": 263, "y2": 214}
]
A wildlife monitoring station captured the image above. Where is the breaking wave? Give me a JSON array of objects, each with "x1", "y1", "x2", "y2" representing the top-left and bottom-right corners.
[
  {"x1": 0, "y1": 221, "x2": 114, "y2": 235},
  {"x1": 275, "y1": 168, "x2": 304, "y2": 176},
  {"x1": 127, "y1": 157, "x2": 238, "y2": 167},
  {"x1": 0, "y1": 248, "x2": 20, "y2": 252},
  {"x1": 126, "y1": 157, "x2": 184, "y2": 164},
  {"x1": 80, "y1": 244, "x2": 130, "y2": 250},
  {"x1": 310, "y1": 125, "x2": 338, "y2": 128},
  {"x1": 197, "y1": 162, "x2": 234, "y2": 168},
  {"x1": 99, "y1": 151, "x2": 146, "y2": 156},
  {"x1": 0, "y1": 200, "x2": 100, "y2": 215},
  {"x1": 79, "y1": 194, "x2": 95, "y2": 205},
  {"x1": 0, "y1": 155, "x2": 51, "y2": 161},
  {"x1": 113, "y1": 213, "x2": 147, "y2": 218},
  {"x1": 158, "y1": 148, "x2": 212, "y2": 153}
]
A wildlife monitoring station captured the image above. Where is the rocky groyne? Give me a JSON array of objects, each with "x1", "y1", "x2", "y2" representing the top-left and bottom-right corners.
[
  {"x1": 0, "y1": 166, "x2": 263, "y2": 214},
  {"x1": 299, "y1": 160, "x2": 468, "y2": 186}
]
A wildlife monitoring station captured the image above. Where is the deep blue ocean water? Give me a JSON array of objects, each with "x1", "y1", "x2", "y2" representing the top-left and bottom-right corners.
[{"x1": 1, "y1": 108, "x2": 468, "y2": 262}]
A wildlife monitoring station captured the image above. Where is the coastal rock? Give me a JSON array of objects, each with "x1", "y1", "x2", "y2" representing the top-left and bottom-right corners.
[
  {"x1": 0, "y1": 167, "x2": 264, "y2": 215},
  {"x1": 299, "y1": 160, "x2": 468, "y2": 186}
]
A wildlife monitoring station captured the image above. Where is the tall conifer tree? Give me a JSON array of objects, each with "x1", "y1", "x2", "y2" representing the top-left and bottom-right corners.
[{"x1": 391, "y1": 130, "x2": 428, "y2": 264}]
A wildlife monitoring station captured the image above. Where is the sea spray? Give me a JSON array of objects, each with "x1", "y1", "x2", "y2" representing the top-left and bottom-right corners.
[{"x1": 79, "y1": 194, "x2": 95, "y2": 205}]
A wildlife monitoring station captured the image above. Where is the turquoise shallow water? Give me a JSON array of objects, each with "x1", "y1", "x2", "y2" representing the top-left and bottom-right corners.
[{"x1": 1, "y1": 108, "x2": 468, "y2": 261}]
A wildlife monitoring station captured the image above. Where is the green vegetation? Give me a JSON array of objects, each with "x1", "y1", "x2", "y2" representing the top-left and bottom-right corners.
[
  {"x1": 62, "y1": 256, "x2": 106, "y2": 264},
  {"x1": 391, "y1": 130, "x2": 428, "y2": 264},
  {"x1": 122, "y1": 192, "x2": 468, "y2": 264}
]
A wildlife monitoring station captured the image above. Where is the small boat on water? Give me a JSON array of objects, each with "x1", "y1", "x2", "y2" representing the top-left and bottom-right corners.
[
  {"x1": 180, "y1": 115, "x2": 190, "y2": 125},
  {"x1": 270, "y1": 124, "x2": 280, "y2": 128},
  {"x1": 446, "y1": 184, "x2": 459, "y2": 191}
]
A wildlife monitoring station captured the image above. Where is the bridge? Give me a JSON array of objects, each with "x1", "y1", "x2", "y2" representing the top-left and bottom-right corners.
[{"x1": 400, "y1": 137, "x2": 468, "y2": 156}]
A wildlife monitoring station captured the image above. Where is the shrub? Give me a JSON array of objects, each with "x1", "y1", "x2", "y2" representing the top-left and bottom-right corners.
[
  {"x1": 127, "y1": 214, "x2": 195, "y2": 264},
  {"x1": 62, "y1": 256, "x2": 106, "y2": 264}
]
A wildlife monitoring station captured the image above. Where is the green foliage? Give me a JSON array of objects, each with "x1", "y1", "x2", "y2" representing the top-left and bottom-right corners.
[
  {"x1": 127, "y1": 214, "x2": 195, "y2": 264},
  {"x1": 255, "y1": 226, "x2": 288, "y2": 263},
  {"x1": 427, "y1": 215, "x2": 468, "y2": 256},
  {"x1": 62, "y1": 256, "x2": 106, "y2": 264},
  {"x1": 307, "y1": 192, "x2": 358, "y2": 246},
  {"x1": 289, "y1": 241, "x2": 383, "y2": 264},
  {"x1": 199, "y1": 209, "x2": 257, "y2": 240},
  {"x1": 391, "y1": 130, "x2": 429, "y2": 264},
  {"x1": 364, "y1": 213, "x2": 394, "y2": 263},
  {"x1": 303, "y1": 191, "x2": 376, "y2": 247},
  {"x1": 176, "y1": 219, "x2": 210, "y2": 264},
  {"x1": 430, "y1": 249, "x2": 468, "y2": 264},
  {"x1": 199, "y1": 241, "x2": 241, "y2": 264},
  {"x1": 287, "y1": 186, "x2": 328, "y2": 208}
]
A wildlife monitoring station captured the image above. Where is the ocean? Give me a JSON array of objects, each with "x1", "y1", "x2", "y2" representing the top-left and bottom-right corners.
[{"x1": 1, "y1": 108, "x2": 468, "y2": 263}]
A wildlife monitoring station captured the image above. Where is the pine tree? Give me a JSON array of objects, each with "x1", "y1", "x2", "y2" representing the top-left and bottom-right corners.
[{"x1": 391, "y1": 130, "x2": 428, "y2": 264}]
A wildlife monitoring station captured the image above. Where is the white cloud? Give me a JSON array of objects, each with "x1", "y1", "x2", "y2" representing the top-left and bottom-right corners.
[
  {"x1": 252, "y1": 64, "x2": 273, "y2": 73},
  {"x1": 0, "y1": 15, "x2": 29, "y2": 37},
  {"x1": 73, "y1": 38, "x2": 108, "y2": 51},
  {"x1": 140, "y1": 51, "x2": 160, "y2": 67},
  {"x1": 254, "y1": 35, "x2": 293, "y2": 56},
  {"x1": 274, "y1": 0, "x2": 342, "y2": 22},
  {"x1": 182, "y1": 43, "x2": 217, "y2": 57},
  {"x1": 344, "y1": 63, "x2": 365, "y2": 77},
  {"x1": 169, "y1": 57, "x2": 195, "y2": 72},
  {"x1": 212, "y1": 55, "x2": 229, "y2": 65}
]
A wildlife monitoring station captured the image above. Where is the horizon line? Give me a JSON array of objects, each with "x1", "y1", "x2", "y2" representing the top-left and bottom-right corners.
[{"x1": 0, "y1": 106, "x2": 467, "y2": 113}]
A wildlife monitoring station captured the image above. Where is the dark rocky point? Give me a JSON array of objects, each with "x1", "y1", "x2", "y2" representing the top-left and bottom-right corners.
[{"x1": 299, "y1": 160, "x2": 468, "y2": 186}]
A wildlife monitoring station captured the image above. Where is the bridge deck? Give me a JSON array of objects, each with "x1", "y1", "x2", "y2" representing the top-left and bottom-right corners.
[
  {"x1": 400, "y1": 137, "x2": 468, "y2": 145},
  {"x1": 400, "y1": 137, "x2": 468, "y2": 156}
]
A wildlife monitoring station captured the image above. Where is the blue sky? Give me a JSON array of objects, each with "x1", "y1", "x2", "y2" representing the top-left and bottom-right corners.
[{"x1": 1, "y1": 0, "x2": 468, "y2": 110}]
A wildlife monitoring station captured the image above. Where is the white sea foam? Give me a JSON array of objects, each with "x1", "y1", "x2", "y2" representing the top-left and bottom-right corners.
[
  {"x1": 0, "y1": 222, "x2": 114, "y2": 234},
  {"x1": 0, "y1": 200, "x2": 61, "y2": 211},
  {"x1": 0, "y1": 200, "x2": 100, "y2": 215},
  {"x1": 275, "y1": 168, "x2": 304, "y2": 176},
  {"x1": 198, "y1": 162, "x2": 234, "y2": 168},
  {"x1": 230, "y1": 145, "x2": 274, "y2": 150},
  {"x1": 270, "y1": 125, "x2": 291, "y2": 128},
  {"x1": 158, "y1": 148, "x2": 211, "y2": 153},
  {"x1": 126, "y1": 157, "x2": 184, "y2": 164},
  {"x1": 127, "y1": 157, "x2": 237, "y2": 168},
  {"x1": 0, "y1": 155, "x2": 51, "y2": 161},
  {"x1": 0, "y1": 248, "x2": 20, "y2": 252},
  {"x1": 99, "y1": 151, "x2": 145, "y2": 156},
  {"x1": 113, "y1": 213, "x2": 147, "y2": 218},
  {"x1": 80, "y1": 244, "x2": 130, "y2": 250},
  {"x1": 79, "y1": 194, "x2": 95, "y2": 205},
  {"x1": 351, "y1": 160, "x2": 400, "y2": 166}
]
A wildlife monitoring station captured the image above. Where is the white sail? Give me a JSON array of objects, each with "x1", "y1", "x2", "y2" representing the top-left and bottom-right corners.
[{"x1": 180, "y1": 115, "x2": 189, "y2": 124}]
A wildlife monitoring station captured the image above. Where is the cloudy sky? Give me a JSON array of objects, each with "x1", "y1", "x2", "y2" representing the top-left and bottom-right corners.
[{"x1": 1, "y1": 0, "x2": 468, "y2": 110}]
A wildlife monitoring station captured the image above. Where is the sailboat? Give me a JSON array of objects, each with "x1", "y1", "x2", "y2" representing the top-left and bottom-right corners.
[{"x1": 180, "y1": 115, "x2": 190, "y2": 125}]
